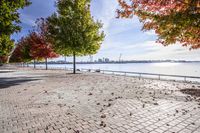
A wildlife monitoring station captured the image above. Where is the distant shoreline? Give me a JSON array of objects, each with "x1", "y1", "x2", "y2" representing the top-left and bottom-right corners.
[{"x1": 33, "y1": 61, "x2": 200, "y2": 65}]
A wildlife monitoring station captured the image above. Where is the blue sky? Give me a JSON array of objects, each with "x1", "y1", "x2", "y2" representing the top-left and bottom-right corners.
[{"x1": 12, "y1": 0, "x2": 200, "y2": 61}]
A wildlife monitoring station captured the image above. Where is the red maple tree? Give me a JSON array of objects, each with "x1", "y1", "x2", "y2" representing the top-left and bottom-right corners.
[
  {"x1": 117, "y1": 0, "x2": 200, "y2": 49},
  {"x1": 28, "y1": 31, "x2": 58, "y2": 69},
  {"x1": 10, "y1": 18, "x2": 59, "y2": 69},
  {"x1": 0, "y1": 56, "x2": 8, "y2": 64},
  {"x1": 10, "y1": 37, "x2": 32, "y2": 63},
  {"x1": 29, "y1": 18, "x2": 58, "y2": 69}
]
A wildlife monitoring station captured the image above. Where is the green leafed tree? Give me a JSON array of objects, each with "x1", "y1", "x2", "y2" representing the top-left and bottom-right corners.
[
  {"x1": 47, "y1": 0, "x2": 105, "y2": 74},
  {"x1": 0, "y1": 0, "x2": 31, "y2": 63},
  {"x1": 0, "y1": 35, "x2": 14, "y2": 64}
]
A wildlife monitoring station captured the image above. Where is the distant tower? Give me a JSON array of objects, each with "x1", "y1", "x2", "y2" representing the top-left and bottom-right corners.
[
  {"x1": 64, "y1": 56, "x2": 67, "y2": 63},
  {"x1": 89, "y1": 55, "x2": 93, "y2": 62},
  {"x1": 119, "y1": 53, "x2": 122, "y2": 62}
]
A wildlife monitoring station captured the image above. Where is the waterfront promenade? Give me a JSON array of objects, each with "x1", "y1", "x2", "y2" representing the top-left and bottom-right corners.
[{"x1": 0, "y1": 67, "x2": 200, "y2": 133}]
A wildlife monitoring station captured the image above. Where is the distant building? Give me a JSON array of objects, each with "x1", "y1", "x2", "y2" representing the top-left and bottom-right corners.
[
  {"x1": 105, "y1": 58, "x2": 109, "y2": 62},
  {"x1": 98, "y1": 58, "x2": 103, "y2": 63}
]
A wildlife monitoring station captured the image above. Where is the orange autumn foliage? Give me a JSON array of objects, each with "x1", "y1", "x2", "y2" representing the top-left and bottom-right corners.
[{"x1": 117, "y1": 0, "x2": 200, "y2": 49}]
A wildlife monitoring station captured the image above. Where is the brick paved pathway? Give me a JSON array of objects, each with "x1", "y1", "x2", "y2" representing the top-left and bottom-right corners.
[{"x1": 0, "y1": 69, "x2": 200, "y2": 133}]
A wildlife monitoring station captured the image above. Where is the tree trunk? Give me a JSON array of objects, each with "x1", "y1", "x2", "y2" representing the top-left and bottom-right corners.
[
  {"x1": 45, "y1": 58, "x2": 48, "y2": 70},
  {"x1": 73, "y1": 52, "x2": 76, "y2": 74},
  {"x1": 6, "y1": 55, "x2": 10, "y2": 64},
  {"x1": 34, "y1": 59, "x2": 36, "y2": 69},
  {"x1": 64, "y1": 56, "x2": 67, "y2": 70}
]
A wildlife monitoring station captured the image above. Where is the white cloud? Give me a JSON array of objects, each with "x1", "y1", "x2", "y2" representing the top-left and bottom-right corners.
[
  {"x1": 20, "y1": 13, "x2": 36, "y2": 26},
  {"x1": 91, "y1": 0, "x2": 118, "y2": 34},
  {"x1": 121, "y1": 41, "x2": 200, "y2": 61},
  {"x1": 144, "y1": 30, "x2": 156, "y2": 36},
  {"x1": 91, "y1": 0, "x2": 140, "y2": 34}
]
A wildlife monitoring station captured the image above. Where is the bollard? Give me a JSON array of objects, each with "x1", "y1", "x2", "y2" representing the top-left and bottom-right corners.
[{"x1": 139, "y1": 74, "x2": 141, "y2": 80}]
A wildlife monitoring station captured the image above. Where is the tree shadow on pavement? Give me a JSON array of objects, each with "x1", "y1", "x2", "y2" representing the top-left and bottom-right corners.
[
  {"x1": 0, "y1": 77, "x2": 40, "y2": 89},
  {"x1": 180, "y1": 89, "x2": 200, "y2": 97},
  {"x1": 0, "y1": 70, "x2": 15, "y2": 73}
]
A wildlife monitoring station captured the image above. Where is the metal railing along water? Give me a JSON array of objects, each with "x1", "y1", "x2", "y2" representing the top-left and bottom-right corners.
[
  {"x1": 23, "y1": 64, "x2": 200, "y2": 83},
  {"x1": 79, "y1": 68, "x2": 200, "y2": 83}
]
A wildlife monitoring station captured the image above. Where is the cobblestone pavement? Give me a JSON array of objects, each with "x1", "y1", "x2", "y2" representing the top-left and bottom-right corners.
[{"x1": 0, "y1": 68, "x2": 200, "y2": 133}]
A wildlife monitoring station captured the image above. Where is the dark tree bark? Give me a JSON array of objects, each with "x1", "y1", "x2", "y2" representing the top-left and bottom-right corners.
[
  {"x1": 34, "y1": 59, "x2": 36, "y2": 69},
  {"x1": 45, "y1": 58, "x2": 48, "y2": 70},
  {"x1": 73, "y1": 52, "x2": 76, "y2": 74}
]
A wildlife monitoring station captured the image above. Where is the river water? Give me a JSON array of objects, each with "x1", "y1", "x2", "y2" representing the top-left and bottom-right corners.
[{"x1": 33, "y1": 62, "x2": 200, "y2": 77}]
